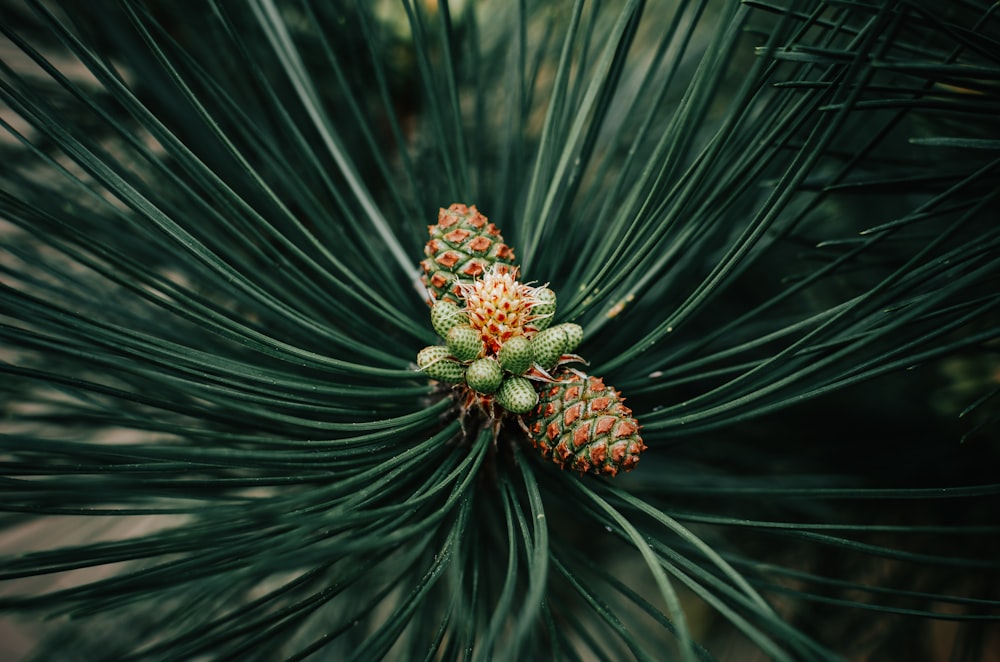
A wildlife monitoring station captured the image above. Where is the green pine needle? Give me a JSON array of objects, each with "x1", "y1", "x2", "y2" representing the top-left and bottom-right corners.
[{"x1": 1, "y1": 0, "x2": 998, "y2": 659}]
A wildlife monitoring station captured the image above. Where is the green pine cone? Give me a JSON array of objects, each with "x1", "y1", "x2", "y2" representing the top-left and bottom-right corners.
[
  {"x1": 530, "y1": 326, "x2": 567, "y2": 371},
  {"x1": 420, "y1": 204, "x2": 516, "y2": 305},
  {"x1": 465, "y1": 357, "x2": 503, "y2": 394},
  {"x1": 552, "y1": 323, "x2": 583, "y2": 353},
  {"x1": 497, "y1": 336, "x2": 532, "y2": 374},
  {"x1": 531, "y1": 287, "x2": 557, "y2": 331},
  {"x1": 495, "y1": 376, "x2": 538, "y2": 414},
  {"x1": 431, "y1": 300, "x2": 465, "y2": 338},
  {"x1": 417, "y1": 346, "x2": 466, "y2": 383},
  {"x1": 447, "y1": 325, "x2": 484, "y2": 362}
]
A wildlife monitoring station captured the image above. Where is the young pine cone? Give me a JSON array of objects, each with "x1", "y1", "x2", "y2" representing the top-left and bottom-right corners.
[
  {"x1": 420, "y1": 204, "x2": 516, "y2": 305},
  {"x1": 526, "y1": 370, "x2": 646, "y2": 476}
]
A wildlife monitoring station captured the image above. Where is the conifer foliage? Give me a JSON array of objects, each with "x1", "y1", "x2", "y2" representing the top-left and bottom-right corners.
[{"x1": 1, "y1": 1, "x2": 998, "y2": 659}]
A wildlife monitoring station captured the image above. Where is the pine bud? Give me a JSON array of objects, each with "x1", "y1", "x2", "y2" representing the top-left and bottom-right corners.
[
  {"x1": 497, "y1": 335, "x2": 533, "y2": 375},
  {"x1": 431, "y1": 300, "x2": 465, "y2": 338},
  {"x1": 531, "y1": 287, "x2": 557, "y2": 331},
  {"x1": 552, "y1": 323, "x2": 583, "y2": 354},
  {"x1": 496, "y1": 376, "x2": 538, "y2": 414},
  {"x1": 447, "y1": 325, "x2": 484, "y2": 361},
  {"x1": 530, "y1": 326, "x2": 567, "y2": 370},
  {"x1": 465, "y1": 357, "x2": 503, "y2": 394},
  {"x1": 417, "y1": 346, "x2": 465, "y2": 383}
]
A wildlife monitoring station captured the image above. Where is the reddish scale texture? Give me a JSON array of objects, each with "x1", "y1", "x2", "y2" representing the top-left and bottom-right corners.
[
  {"x1": 420, "y1": 204, "x2": 516, "y2": 304},
  {"x1": 526, "y1": 372, "x2": 646, "y2": 476}
]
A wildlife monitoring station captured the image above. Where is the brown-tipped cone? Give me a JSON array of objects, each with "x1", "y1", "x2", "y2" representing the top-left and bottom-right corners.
[
  {"x1": 420, "y1": 203, "x2": 516, "y2": 305},
  {"x1": 525, "y1": 370, "x2": 646, "y2": 476}
]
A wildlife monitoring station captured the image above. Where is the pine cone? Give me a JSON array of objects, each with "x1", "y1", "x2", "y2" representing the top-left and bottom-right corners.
[
  {"x1": 420, "y1": 204, "x2": 516, "y2": 305},
  {"x1": 526, "y1": 371, "x2": 646, "y2": 476}
]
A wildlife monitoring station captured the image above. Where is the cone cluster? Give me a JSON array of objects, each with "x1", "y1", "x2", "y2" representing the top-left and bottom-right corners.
[
  {"x1": 416, "y1": 204, "x2": 646, "y2": 476},
  {"x1": 416, "y1": 271, "x2": 581, "y2": 414}
]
